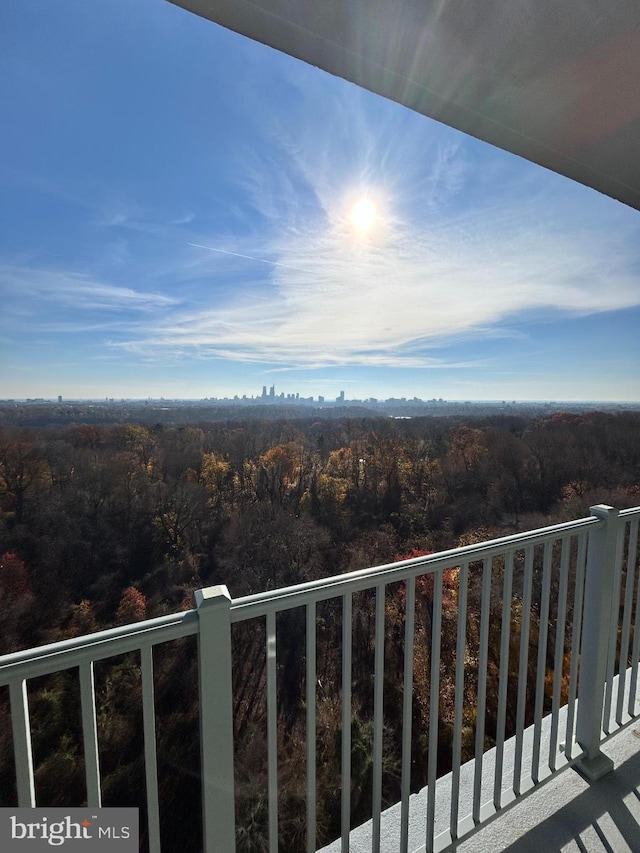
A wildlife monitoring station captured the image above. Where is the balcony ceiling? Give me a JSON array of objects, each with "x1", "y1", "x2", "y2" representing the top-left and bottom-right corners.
[{"x1": 169, "y1": 0, "x2": 640, "y2": 211}]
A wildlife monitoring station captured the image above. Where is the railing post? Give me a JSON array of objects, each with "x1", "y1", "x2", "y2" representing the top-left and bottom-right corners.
[
  {"x1": 195, "y1": 585, "x2": 236, "y2": 852},
  {"x1": 575, "y1": 505, "x2": 618, "y2": 781}
]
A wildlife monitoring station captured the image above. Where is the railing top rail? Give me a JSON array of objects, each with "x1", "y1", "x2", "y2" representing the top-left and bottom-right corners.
[
  {"x1": 0, "y1": 609, "x2": 198, "y2": 685},
  {"x1": 620, "y1": 506, "x2": 640, "y2": 519},
  {"x1": 0, "y1": 511, "x2": 614, "y2": 679},
  {"x1": 229, "y1": 514, "x2": 601, "y2": 621}
]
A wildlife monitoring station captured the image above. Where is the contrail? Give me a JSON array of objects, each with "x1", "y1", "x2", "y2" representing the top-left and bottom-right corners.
[{"x1": 188, "y1": 242, "x2": 311, "y2": 273}]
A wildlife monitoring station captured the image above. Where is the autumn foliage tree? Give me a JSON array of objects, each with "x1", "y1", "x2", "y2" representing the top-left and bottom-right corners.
[
  {"x1": 0, "y1": 552, "x2": 35, "y2": 651},
  {"x1": 115, "y1": 586, "x2": 147, "y2": 626}
]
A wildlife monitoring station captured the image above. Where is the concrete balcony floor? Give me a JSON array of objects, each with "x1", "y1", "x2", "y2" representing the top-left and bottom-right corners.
[
  {"x1": 319, "y1": 720, "x2": 640, "y2": 853},
  {"x1": 457, "y1": 724, "x2": 640, "y2": 853}
]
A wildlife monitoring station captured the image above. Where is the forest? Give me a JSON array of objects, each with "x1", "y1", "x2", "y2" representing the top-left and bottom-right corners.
[{"x1": 1, "y1": 410, "x2": 639, "y2": 850}]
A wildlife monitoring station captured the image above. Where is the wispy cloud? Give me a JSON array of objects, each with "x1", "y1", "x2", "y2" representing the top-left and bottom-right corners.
[
  {"x1": 112, "y1": 201, "x2": 638, "y2": 369},
  {"x1": 0, "y1": 265, "x2": 180, "y2": 352},
  {"x1": 113, "y1": 117, "x2": 640, "y2": 370},
  {"x1": 95, "y1": 201, "x2": 143, "y2": 229},
  {"x1": 0, "y1": 266, "x2": 178, "y2": 314}
]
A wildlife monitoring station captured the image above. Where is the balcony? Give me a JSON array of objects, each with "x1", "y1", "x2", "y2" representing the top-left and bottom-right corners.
[{"x1": 1, "y1": 503, "x2": 639, "y2": 852}]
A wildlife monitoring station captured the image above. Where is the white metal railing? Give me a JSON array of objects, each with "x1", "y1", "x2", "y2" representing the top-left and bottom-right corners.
[
  {"x1": 1, "y1": 504, "x2": 639, "y2": 853},
  {"x1": 0, "y1": 608, "x2": 200, "y2": 853}
]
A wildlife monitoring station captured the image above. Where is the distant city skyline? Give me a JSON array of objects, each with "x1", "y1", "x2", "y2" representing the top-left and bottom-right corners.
[
  {"x1": 5, "y1": 384, "x2": 640, "y2": 407},
  {"x1": 1, "y1": 0, "x2": 639, "y2": 403}
]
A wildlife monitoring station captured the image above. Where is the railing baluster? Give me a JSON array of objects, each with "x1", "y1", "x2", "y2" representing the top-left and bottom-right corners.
[
  {"x1": 617, "y1": 519, "x2": 638, "y2": 724},
  {"x1": 426, "y1": 570, "x2": 443, "y2": 853},
  {"x1": 266, "y1": 610, "x2": 278, "y2": 853},
  {"x1": 549, "y1": 536, "x2": 570, "y2": 770},
  {"x1": 141, "y1": 646, "x2": 161, "y2": 853},
  {"x1": 79, "y1": 661, "x2": 102, "y2": 807},
  {"x1": 565, "y1": 531, "x2": 587, "y2": 759},
  {"x1": 306, "y1": 602, "x2": 317, "y2": 853},
  {"x1": 603, "y1": 521, "x2": 626, "y2": 732},
  {"x1": 494, "y1": 550, "x2": 513, "y2": 809},
  {"x1": 532, "y1": 541, "x2": 552, "y2": 782},
  {"x1": 450, "y1": 561, "x2": 469, "y2": 838},
  {"x1": 9, "y1": 679, "x2": 36, "y2": 807},
  {"x1": 472, "y1": 558, "x2": 492, "y2": 824},
  {"x1": 341, "y1": 592, "x2": 352, "y2": 853},
  {"x1": 513, "y1": 545, "x2": 533, "y2": 795},
  {"x1": 627, "y1": 519, "x2": 640, "y2": 717},
  {"x1": 400, "y1": 575, "x2": 416, "y2": 853},
  {"x1": 372, "y1": 584, "x2": 386, "y2": 852}
]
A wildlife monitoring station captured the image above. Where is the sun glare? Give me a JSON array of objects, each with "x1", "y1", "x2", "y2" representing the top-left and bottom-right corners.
[{"x1": 350, "y1": 197, "x2": 377, "y2": 232}]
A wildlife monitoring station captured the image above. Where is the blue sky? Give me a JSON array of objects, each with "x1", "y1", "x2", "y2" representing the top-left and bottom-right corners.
[{"x1": 1, "y1": 0, "x2": 639, "y2": 402}]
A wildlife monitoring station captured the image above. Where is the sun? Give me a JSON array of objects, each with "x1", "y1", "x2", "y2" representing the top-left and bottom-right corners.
[{"x1": 350, "y1": 197, "x2": 377, "y2": 232}]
